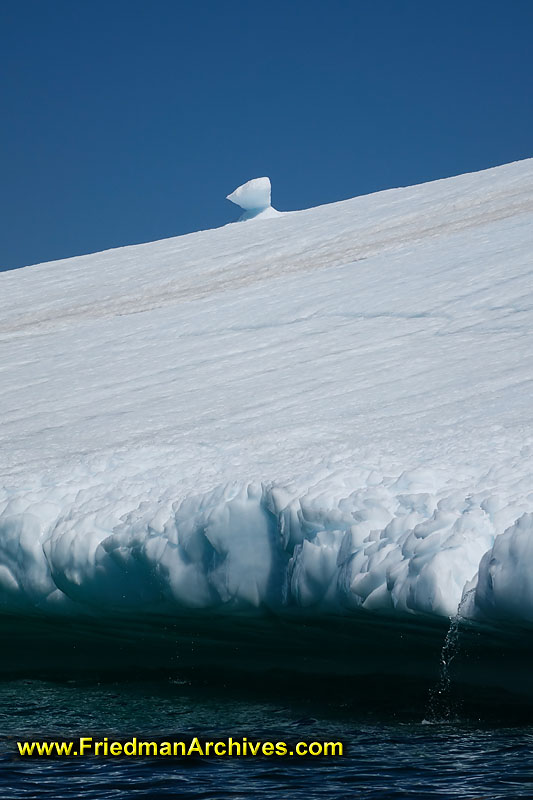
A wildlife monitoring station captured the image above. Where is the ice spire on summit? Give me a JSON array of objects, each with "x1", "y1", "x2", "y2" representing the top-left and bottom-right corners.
[{"x1": 226, "y1": 177, "x2": 280, "y2": 221}]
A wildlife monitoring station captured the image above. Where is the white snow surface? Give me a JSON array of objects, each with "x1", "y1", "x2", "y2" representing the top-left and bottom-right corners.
[{"x1": 1, "y1": 159, "x2": 533, "y2": 624}]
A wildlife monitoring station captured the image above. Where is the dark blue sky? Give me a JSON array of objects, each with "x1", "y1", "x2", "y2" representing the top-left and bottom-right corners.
[{"x1": 1, "y1": 0, "x2": 532, "y2": 270}]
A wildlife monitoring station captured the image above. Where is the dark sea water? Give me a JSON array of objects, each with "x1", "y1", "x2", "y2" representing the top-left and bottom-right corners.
[
  {"x1": 2, "y1": 612, "x2": 533, "y2": 799},
  {"x1": 2, "y1": 675, "x2": 533, "y2": 800}
]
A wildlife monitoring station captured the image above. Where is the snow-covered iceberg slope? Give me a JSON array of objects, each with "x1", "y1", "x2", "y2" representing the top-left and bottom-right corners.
[{"x1": 1, "y1": 160, "x2": 533, "y2": 632}]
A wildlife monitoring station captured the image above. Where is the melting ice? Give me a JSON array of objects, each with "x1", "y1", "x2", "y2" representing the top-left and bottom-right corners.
[{"x1": 1, "y1": 161, "x2": 533, "y2": 630}]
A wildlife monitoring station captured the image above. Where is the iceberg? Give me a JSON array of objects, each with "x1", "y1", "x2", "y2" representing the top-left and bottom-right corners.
[{"x1": 1, "y1": 158, "x2": 533, "y2": 689}]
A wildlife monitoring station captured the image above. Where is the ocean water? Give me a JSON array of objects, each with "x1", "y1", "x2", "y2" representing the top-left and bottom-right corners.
[
  {"x1": 2, "y1": 670, "x2": 533, "y2": 800},
  {"x1": 1, "y1": 608, "x2": 533, "y2": 798}
]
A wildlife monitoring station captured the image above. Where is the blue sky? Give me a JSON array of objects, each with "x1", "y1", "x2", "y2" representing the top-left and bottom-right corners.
[{"x1": 1, "y1": 0, "x2": 532, "y2": 270}]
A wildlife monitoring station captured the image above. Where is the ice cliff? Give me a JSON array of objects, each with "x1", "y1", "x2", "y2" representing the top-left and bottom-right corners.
[{"x1": 1, "y1": 160, "x2": 533, "y2": 629}]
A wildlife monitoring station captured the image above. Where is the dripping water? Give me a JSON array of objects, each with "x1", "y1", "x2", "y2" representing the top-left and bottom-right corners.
[{"x1": 426, "y1": 588, "x2": 476, "y2": 722}]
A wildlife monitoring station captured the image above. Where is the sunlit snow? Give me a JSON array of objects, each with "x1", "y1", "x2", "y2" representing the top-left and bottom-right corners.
[{"x1": 1, "y1": 160, "x2": 533, "y2": 626}]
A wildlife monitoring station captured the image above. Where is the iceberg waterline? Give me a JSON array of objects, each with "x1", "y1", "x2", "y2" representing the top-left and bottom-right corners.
[
  {"x1": 1, "y1": 159, "x2": 533, "y2": 639},
  {"x1": 1, "y1": 455, "x2": 533, "y2": 625}
]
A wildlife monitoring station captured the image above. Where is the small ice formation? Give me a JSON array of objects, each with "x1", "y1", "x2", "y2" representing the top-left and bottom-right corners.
[{"x1": 226, "y1": 176, "x2": 280, "y2": 220}]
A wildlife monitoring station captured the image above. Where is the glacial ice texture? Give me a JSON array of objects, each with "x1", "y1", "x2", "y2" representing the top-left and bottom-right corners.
[
  {"x1": 226, "y1": 176, "x2": 279, "y2": 220},
  {"x1": 1, "y1": 159, "x2": 533, "y2": 626}
]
